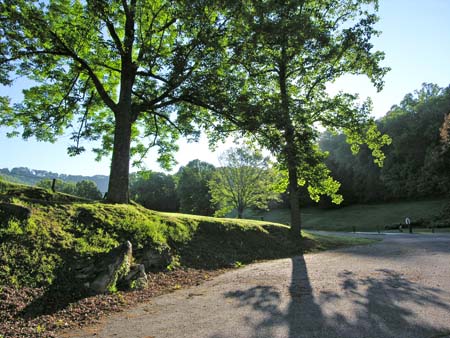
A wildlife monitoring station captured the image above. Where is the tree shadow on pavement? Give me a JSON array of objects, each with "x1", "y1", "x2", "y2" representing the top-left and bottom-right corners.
[{"x1": 214, "y1": 255, "x2": 450, "y2": 338}]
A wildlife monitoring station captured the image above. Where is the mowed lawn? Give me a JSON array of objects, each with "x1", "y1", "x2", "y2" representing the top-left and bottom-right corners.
[{"x1": 244, "y1": 199, "x2": 449, "y2": 232}]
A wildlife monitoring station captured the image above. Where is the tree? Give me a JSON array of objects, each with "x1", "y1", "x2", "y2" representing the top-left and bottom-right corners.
[
  {"x1": 0, "y1": 0, "x2": 227, "y2": 203},
  {"x1": 441, "y1": 112, "x2": 450, "y2": 147},
  {"x1": 379, "y1": 84, "x2": 450, "y2": 198},
  {"x1": 37, "y1": 178, "x2": 102, "y2": 199},
  {"x1": 37, "y1": 178, "x2": 76, "y2": 195},
  {"x1": 75, "y1": 180, "x2": 103, "y2": 200},
  {"x1": 176, "y1": 159, "x2": 216, "y2": 216},
  {"x1": 321, "y1": 83, "x2": 450, "y2": 203},
  {"x1": 205, "y1": 0, "x2": 391, "y2": 237},
  {"x1": 209, "y1": 147, "x2": 279, "y2": 218},
  {"x1": 129, "y1": 171, "x2": 178, "y2": 212}
]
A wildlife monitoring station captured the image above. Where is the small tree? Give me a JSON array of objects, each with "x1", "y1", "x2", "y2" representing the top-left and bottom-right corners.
[
  {"x1": 209, "y1": 147, "x2": 279, "y2": 218},
  {"x1": 176, "y1": 160, "x2": 216, "y2": 216},
  {"x1": 37, "y1": 178, "x2": 76, "y2": 195},
  {"x1": 129, "y1": 171, "x2": 178, "y2": 212},
  {"x1": 75, "y1": 180, "x2": 103, "y2": 200}
]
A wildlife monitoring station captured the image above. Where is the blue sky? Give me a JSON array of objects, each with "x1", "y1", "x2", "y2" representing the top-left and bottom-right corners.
[{"x1": 1, "y1": 0, "x2": 450, "y2": 176}]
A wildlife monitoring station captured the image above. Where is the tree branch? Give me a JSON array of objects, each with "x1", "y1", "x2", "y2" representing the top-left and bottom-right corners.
[{"x1": 45, "y1": 29, "x2": 118, "y2": 112}]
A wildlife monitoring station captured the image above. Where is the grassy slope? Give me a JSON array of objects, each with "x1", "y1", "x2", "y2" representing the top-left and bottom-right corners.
[
  {"x1": 0, "y1": 180, "x2": 375, "y2": 289},
  {"x1": 244, "y1": 199, "x2": 449, "y2": 232}
]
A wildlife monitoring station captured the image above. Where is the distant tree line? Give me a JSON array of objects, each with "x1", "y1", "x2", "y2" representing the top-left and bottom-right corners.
[
  {"x1": 320, "y1": 83, "x2": 450, "y2": 205},
  {"x1": 126, "y1": 84, "x2": 450, "y2": 215},
  {"x1": 129, "y1": 147, "x2": 280, "y2": 217},
  {"x1": 37, "y1": 179, "x2": 103, "y2": 200},
  {"x1": 2, "y1": 83, "x2": 448, "y2": 212},
  {"x1": 0, "y1": 167, "x2": 109, "y2": 193},
  {"x1": 132, "y1": 84, "x2": 450, "y2": 213}
]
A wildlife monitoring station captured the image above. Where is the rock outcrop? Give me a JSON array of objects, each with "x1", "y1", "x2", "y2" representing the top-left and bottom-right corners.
[
  {"x1": 72, "y1": 240, "x2": 172, "y2": 294},
  {"x1": 139, "y1": 244, "x2": 171, "y2": 272},
  {"x1": 74, "y1": 241, "x2": 136, "y2": 294}
]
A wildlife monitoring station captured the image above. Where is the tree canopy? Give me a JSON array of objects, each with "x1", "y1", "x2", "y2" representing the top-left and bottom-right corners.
[
  {"x1": 176, "y1": 160, "x2": 216, "y2": 216},
  {"x1": 209, "y1": 147, "x2": 279, "y2": 218},
  {"x1": 129, "y1": 170, "x2": 178, "y2": 212},
  {"x1": 0, "y1": 0, "x2": 227, "y2": 203},
  {"x1": 37, "y1": 178, "x2": 102, "y2": 199},
  {"x1": 321, "y1": 83, "x2": 450, "y2": 203},
  {"x1": 1, "y1": 0, "x2": 391, "y2": 224},
  {"x1": 203, "y1": 0, "x2": 391, "y2": 236}
]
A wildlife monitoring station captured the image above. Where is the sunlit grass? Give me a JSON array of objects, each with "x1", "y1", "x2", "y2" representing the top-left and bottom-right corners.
[
  {"x1": 0, "y1": 181, "x2": 377, "y2": 288},
  {"x1": 244, "y1": 199, "x2": 449, "y2": 232}
]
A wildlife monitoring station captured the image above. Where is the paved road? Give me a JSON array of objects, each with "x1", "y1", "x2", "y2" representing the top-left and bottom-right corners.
[{"x1": 68, "y1": 233, "x2": 450, "y2": 338}]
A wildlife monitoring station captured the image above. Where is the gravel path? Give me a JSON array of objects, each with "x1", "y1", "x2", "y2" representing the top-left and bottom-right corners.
[{"x1": 66, "y1": 233, "x2": 450, "y2": 338}]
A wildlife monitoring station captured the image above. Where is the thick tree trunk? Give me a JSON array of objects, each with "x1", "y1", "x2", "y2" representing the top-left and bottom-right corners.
[
  {"x1": 288, "y1": 166, "x2": 302, "y2": 238},
  {"x1": 107, "y1": 113, "x2": 132, "y2": 203},
  {"x1": 278, "y1": 46, "x2": 302, "y2": 239},
  {"x1": 237, "y1": 206, "x2": 244, "y2": 219}
]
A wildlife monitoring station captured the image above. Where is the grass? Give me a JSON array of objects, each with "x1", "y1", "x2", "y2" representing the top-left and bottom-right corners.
[
  {"x1": 0, "y1": 179, "x2": 377, "y2": 290},
  {"x1": 244, "y1": 198, "x2": 449, "y2": 232}
]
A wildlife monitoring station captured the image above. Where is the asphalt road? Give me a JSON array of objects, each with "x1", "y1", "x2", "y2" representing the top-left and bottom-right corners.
[{"x1": 67, "y1": 233, "x2": 450, "y2": 338}]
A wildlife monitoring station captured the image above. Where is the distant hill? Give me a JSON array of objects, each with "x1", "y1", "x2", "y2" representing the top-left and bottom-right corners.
[{"x1": 0, "y1": 167, "x2": 109, "y2": 193}]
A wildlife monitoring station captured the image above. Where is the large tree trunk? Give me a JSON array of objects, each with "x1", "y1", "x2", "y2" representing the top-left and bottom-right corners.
[
  {"x1": 278, "y1": 46, "x2": 302, "y2": 239},
  {"x1": 237, "y1": 205, "x2": 244, "y2": 219},
  {"x1": 288, "y1": 165, "x2": 302, "y2": 238},
  {"x1": 107, "y1": 113, "x2": 132, "y2": 203}
]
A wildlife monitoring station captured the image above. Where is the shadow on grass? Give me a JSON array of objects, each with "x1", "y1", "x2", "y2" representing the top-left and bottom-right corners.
[{"x1": 211, "y1": 255, "x2": 450, "y2": 338}]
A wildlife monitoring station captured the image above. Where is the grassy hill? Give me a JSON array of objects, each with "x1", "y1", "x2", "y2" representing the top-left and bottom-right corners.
[
  {"x1": 0, "y1": 179, "x2": 380, "y2": 337},
  {"x1": 0, "y1": 179, "x2": 375, "y2": 290},
  {"x1": 244, "y1": 199, "x2": 450, "y2": 232}
]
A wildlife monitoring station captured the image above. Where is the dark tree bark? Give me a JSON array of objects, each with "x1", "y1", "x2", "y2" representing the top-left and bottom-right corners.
[
  {"x1": 237, "y1": 205, "x2": 244, "y2": 219},
  {"x1": 107, "y1": 112, "x2": 133, "y2": 204},
  {"x1": 288, "y1": 166, "x2": 302, "y2": 237},
  {"x1": 279, "y1": 48, "x2": 303, "y2": 238}
]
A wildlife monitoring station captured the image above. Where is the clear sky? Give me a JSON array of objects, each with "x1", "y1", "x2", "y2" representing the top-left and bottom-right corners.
[{"x1": 1, "y1": 0, "x2": 450, "y2": 176}]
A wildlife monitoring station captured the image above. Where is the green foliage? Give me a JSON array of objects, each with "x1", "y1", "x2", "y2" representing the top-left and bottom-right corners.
[
  {"x1": 75, "y1": 180, "x2": 103, "y2": 200},
  {"x1": 0, "y1": 181, "x2": 373, "y2": 288},
  {"x1": 0, "y1": 0, "x2": 232, "y2": 202},
  {"x1": 198, "y1": 0, "x2": 390, "y2": 234},
  {"x1": 274, "y1": 148, "x2": 344, "y2": 205},
  {"x1": 0, "y1": 219, "x2": 24, "y2": 236},
  {"x1": 129, "y1": 171, "x2": 178, "y2": 212},
  {"x1": 0, "y1": 167, "x2": 109, "y2": 193},
  {"x1": 233, "y1": 261, "x2": 244, "y2": 268},
  {"x1": 37, "y1": 178, "x2": 102, "y2": 200},
  {"x1": 0, "y1": 215, "x2": 63, "y2": 287},
  {"x1": 176, "y1": 160, "x2": 216, "y2": 216},
  {"x1": 209, "y1": 147, "x2": 280, "y2": 218},
  {"x1": 322, "y1": 83, "x2": 450, "y2": 204},
  {"x1": 166, "y1": 255, "x2": 181, "y2": 271},
  {"x1": 37, "y1": 179, "x2": 76, "y2": 195},
  {"x1": 248, "y1": 199, "x2": 449, "y2": 232}
]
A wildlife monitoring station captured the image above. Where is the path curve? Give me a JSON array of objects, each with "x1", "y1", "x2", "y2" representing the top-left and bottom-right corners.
[{"x1": 67, "y1": 233, "x2": 450, "y2": 338}]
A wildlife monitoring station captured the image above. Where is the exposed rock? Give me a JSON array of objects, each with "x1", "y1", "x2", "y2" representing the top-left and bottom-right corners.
[
  {"x1": 0, "y1": 202, "x2": 32, "y2": 222},
  {"x1": 140, "y1": 244, "x2": 171, "y2": 271},
  {"x1": 122, "y1": 264, "x2": 148, "y2": 290},
  {"x1": 75, "y1": 241, "x2": 133, "y2": 294}
]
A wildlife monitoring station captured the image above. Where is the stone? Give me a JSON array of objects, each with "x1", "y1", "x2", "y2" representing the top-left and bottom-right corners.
[
  {"x1": 75, "y1": 241, "x2": 133, "y2": 294},
  {"x1": 122, "y1": 264, "x2": 148, "y2": 290},
  {"x1": 140, "y1": 244, "x2": 171, "y2": 271}
]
